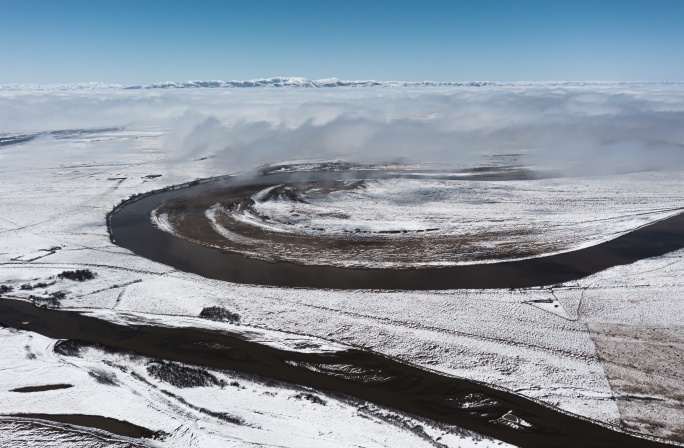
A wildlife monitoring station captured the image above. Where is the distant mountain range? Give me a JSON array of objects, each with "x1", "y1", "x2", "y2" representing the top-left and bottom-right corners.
[{"x1": 1, "y1": 77, "x2": 679, "y2": 92}]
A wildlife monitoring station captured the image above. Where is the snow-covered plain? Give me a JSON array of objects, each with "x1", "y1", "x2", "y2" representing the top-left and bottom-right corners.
[{"x1": 2, "y1": 84, "x2": 684, "y2": 445}]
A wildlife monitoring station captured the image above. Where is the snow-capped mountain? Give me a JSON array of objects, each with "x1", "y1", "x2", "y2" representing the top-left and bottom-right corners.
[
  {"x1": 130, "y1": 77, "x2": 502, "y2": 89},
  {"x1": 1, "y1": 77, "x2": 677, "y2": 92}
]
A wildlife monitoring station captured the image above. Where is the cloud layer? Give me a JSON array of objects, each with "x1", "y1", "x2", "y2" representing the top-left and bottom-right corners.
[{"x1": 2, "y1": 84, "x2": 684, "y2": 175}]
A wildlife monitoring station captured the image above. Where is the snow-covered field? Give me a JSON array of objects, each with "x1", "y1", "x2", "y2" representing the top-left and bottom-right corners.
[{"x1": 2, "y1": 84, "x2": 684, "y2": 446}]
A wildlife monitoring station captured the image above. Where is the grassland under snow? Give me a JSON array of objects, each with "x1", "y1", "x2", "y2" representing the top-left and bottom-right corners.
[{"x1": 195, "y1": 174, "x2": 684, "y2": 268}]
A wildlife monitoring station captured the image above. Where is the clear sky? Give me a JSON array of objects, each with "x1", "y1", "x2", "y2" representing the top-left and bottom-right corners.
[{"x1": 1, "y1": 0, "x2": 683, "y2": 84}]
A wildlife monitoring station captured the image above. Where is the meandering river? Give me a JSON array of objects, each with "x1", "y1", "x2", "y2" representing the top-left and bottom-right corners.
[{"x1": 109, "y1": 171, "x2": 684, "y2": 289}]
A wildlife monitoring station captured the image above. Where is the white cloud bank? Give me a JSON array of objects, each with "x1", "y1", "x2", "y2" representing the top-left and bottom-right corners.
[{"x1": 2, "y1": 82, "x2": 684, "y2": 175}]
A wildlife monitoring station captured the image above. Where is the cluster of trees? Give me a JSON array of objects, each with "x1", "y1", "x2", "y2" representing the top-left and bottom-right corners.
[
  {"x1": 147, "y1": 360, "x2": 222, "y2": 388},
  {"x1": 293, "y1": 392, "x2": 327, "y2": 405},
  {"x1": 58, "y1": 269, "x2": 96, "y2": 281},
  {"x1": 53, "y1": 340, "x2": 84, "y2": 357},
  {"x1": 53, "y1": 340, "x2": 136, "y2": 358},
  {"x1": 88, "y1": 369, "x2": 119, "y2": 386},
  {"x1": 29, "y1": 291, "x2": 65, "y2": 308},
  {"x1": 20, "y1": 281, "x2": 54, "y2": 290},
  {"x1": 199, "y1": 306, "x2": 241, "y2": 324}
]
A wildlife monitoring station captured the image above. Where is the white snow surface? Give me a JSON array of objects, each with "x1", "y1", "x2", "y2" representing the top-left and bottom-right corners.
[
  {"x1": 1, "y1": 85, "x2": 684, "y2": 446},
  {"x1": 204, "y1": 204, "x2": 262, "y2": 245}
]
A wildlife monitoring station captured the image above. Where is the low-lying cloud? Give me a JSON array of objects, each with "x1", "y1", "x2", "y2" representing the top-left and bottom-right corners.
[{"x1": 2, "y1": 83, "x2": 684, "y2": 176}]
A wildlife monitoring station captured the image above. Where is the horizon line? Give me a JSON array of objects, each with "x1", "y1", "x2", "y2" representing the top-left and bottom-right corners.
[{"x1": 2, "y1": 77, "x2": 683, "y2": 92}]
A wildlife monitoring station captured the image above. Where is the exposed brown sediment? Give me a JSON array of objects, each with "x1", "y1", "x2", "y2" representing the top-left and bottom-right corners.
[
  {"x1": 155, "y1": 179, "x2": 550, "y2": 268},
  {"x1": 589, "y1": 323, "x2": 684, "y2": 443}
]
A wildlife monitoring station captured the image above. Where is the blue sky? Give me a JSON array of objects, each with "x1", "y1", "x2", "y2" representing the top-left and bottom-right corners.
[{"x1": 1, "y1": 0, "x2": 683, "y2": 84}]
